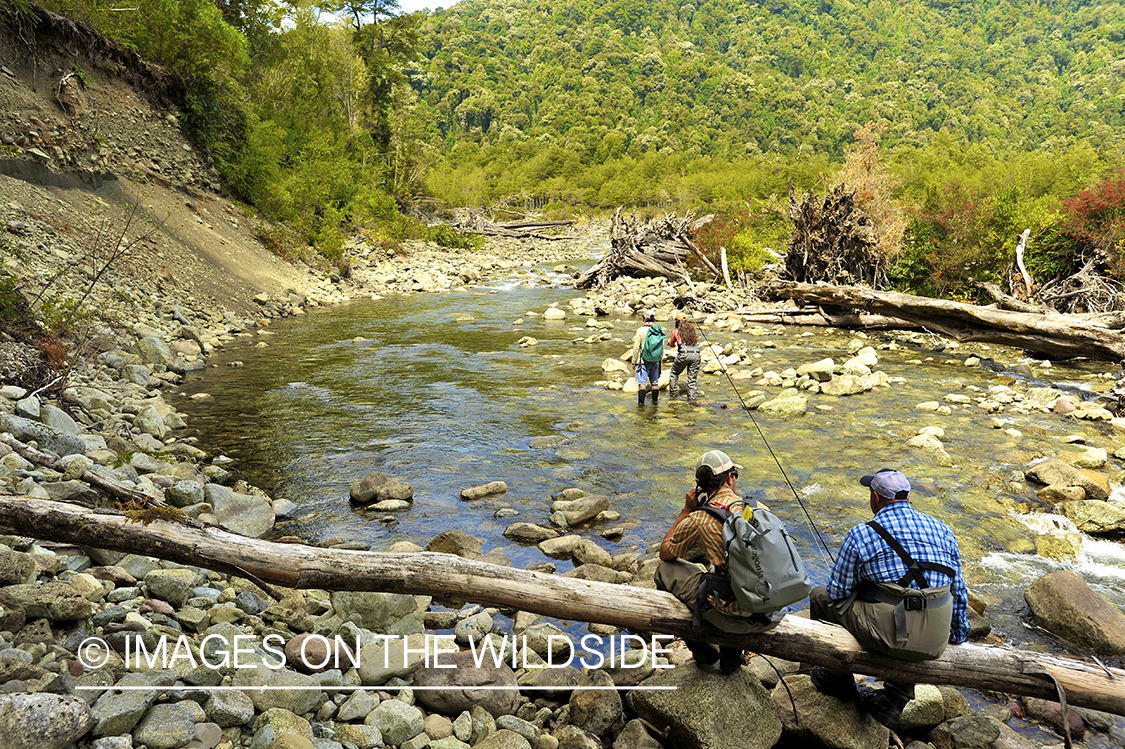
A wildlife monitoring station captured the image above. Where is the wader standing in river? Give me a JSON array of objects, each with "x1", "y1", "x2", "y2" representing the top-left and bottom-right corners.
[
  {"x1": 631, "y1": 309, "x2": 663, "y2": 406},
  {"x1": 808, "y1": 469, "x2": 969, "y2": 732},
  {"x1": 668, "y1": 312, "x2": 701, "y2": 401}
]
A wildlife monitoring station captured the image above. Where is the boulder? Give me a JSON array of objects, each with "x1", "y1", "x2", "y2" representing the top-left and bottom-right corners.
[
  {"x1": 928, "y1": 713, "x2": 1001, "y2": 749},
  {"x1": 0, "y1": 415, "x2": 86, "y2": 457},
  {"x1": 502, "y1": 523, "x2": 560, "y2": 544},
  {"x1": 0, "y1": 693, "x2": 93, "y2": 749},
  {"x1": 1023, "y1": 459, "x2": 1109, "y2": 500},
  {"x1": 414, "y1": 649, "x2": 520, "y2": 718},
  {"x1": 231, "y1": 665, "x2": 321, "y2": 716},
  {"x1": 203, "y1": 484, "x2": 275, "y2": 537},
  {"x1": 349, "y1": 471, "x2": 414, "y2": 505},
  {"x1": 820, "y1": 375, "x2": 868, "y2": 396},
  {"x1": 132, "y1": 703, "x2": 196, "y2": 749},
  {"x1": 796, "y1": 358, "x2": 834, "y2": 382},
  {"x1": 1024, "y1": 570, "x2": 1125, "y2": 655},
  {"x1": 4, "y1": 582, "x2": 91, "y2": 621},
  {"x1": 1057, "y1": 501, "x2": 1125, "y2": 534},
  {"x1": 568, "y1": 670, "x2": 624, "y2": 737},
  {"x1": 90, "y1": 669, "x2": 177, "y2": 736},
  {"x1": 771, "y1": 675, "x2": 887, "y2": 749},
  {"x1": 550, "y1": 494, "x2": 610, "y2": 528},
  {"x1": 427, "y1": 529, "x2": 483, "y2": 558},
  {"x1": 628, "y1": 664, "x2": 782, "y2": 749},
  {"x1": 357, "y1": 633, "x2": 429, "y2": 685},
  {"x1": 906, "y1": 433, "x2": 954, "y2": 467},
  {"x1": 757, "y1": 392, "x2": 807, "y2": 417},
  {"x1": 364, "y1": 699, "x2": 424, "y2": 746},
  {"x1": 331, "y1": 590, "x2": 417, "y2": 632}
]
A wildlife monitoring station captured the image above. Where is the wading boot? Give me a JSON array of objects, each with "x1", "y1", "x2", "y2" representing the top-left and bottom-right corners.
[
  {"x1": 718, "y1": 647, "x2": 743, "y2": 674},
  {"x1": 810, "y1": 666, "x2": 858, "y2": 701},
  {"x1": 651, "y1": 389, "x2": 659, "y2": 405},
  {"x1": 638, "y1": 390, "x2": 646, "y2": 407},
  {"x1": 685, "y1": 640, "x2": 719, "y2": 667},
  {"x1": 856, "y1": 681, "x2": 912, "y2": 731}
]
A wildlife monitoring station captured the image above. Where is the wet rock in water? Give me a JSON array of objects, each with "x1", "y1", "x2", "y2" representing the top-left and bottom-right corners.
[
  {"x1": 1057, "y1": 500, "x2": 1125, "y2": 534},
  {"x1": 538, "y1": 535, "x2": 582, "y2": 558},
  {"x1": 349, "y1": 470, "x2": 415, "y2": 505},
  {"x1": 1023, "y1": 696, "x2": 1085, "y2": 741},
  {"x1": 631, "y1": 665, "x2": 782, "y2": 749},
  {"x1": 414, "y1": 649, "x2": 520, "y2": 718},
  {"x1": 796, "y1": 358, "x2": 834, "y2": 382},
  {"x1": 757, "y1": 391, "x2": 807, "y2": 417},
  {"x1": 1023, "y1": 458, "x2": 1109, "y2": 500},
  {"x1": 1024, "y1": 570, "x2": 1125, "y2": 655},
  {"x1": 549, "y1": 494, "x2": 609, "y2": 528},
  {"x1": 427, "y1": 529, "x2": 484, "y2": 558},
  {"x1": 0, "y1": 693, "x2": 93, "y2": 749},
  {"x1": 502, "y1": 523, "x2": 560, "y2": 543},
  {"x1": 820, "y1": 374, "x2": 868, "y2": 396},
  {"x1": 1035, "y1": 532, "x2": 1083, "y2": 562},
  {"x1": 906, "y1": 432, "x2": 954, "y2": 467},
  {"x1": 460, "y1": 480, "x2": 508, "y2": 500}
]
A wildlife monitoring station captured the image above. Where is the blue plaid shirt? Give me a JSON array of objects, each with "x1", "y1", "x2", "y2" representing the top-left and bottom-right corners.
[{"x1": 827, "y1": 501, "x2": 970, "y2": 644}]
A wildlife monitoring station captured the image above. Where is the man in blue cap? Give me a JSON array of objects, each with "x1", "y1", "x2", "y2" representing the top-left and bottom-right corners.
[{"x1": 808, "y1": 469, "x2": 970, "y2": 732}]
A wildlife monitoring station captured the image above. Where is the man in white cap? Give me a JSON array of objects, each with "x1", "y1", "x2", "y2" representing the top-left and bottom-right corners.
[
  {"x1": 654, "y1": 450, "x2": 782, "y2": 674},
  {"x1": 808, "y1": 468, "x2": 969, "y2": 732}
]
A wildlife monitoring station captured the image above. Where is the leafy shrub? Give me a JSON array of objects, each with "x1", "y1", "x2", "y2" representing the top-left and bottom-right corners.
[{"x1": 1060, "y1": 171, "x2": 1125, "y2": 278}]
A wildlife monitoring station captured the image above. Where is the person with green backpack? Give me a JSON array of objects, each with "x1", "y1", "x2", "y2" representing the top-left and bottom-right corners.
[{"x1": 631, "y1": 309, "x2": 665, "y2": 406}]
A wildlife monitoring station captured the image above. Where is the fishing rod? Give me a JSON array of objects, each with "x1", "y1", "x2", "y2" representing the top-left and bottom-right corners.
[{"x1": 673, "y1": 300, "x2": 836, "y2": 565}]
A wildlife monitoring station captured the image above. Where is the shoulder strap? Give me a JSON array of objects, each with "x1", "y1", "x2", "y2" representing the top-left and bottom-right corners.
[
  {"x1": 697, "y1": 504, "x2": 732, "y2": 523},
  {"x1": 866, "y1": 520, "x2": 955, "y2": 589}
]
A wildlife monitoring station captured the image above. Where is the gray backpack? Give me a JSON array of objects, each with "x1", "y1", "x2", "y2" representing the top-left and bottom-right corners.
[{"x1": 699, "y1": 504, "x2": 812, "y2": 616}]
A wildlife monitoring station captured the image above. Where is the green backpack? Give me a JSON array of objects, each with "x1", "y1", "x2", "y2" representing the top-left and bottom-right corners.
[
  {"x1": 641, "y1": 324, "x2": 665, "y2": 362},
  {"x1": 697, "y1": 504, "x2": 812, "y2": 618}
]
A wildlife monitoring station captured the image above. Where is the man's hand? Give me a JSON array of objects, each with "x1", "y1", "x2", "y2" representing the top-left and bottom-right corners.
[{"x1": 684, "y1": 487, "x2": 702, "y2": 513}]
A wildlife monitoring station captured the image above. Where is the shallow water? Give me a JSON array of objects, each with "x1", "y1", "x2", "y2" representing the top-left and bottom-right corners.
[{"x1": 176, "y1": 256, "x2": 1125, "y2": 662}]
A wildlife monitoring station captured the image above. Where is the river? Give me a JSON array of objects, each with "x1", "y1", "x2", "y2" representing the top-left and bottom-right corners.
[{"x1": 175, "y1": 254, "x2": 1125, "y2": 669}]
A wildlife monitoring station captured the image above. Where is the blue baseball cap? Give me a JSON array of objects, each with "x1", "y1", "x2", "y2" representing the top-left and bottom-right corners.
[{"x1": 861, "y1": 469, "x2": 911, "y2": 500}]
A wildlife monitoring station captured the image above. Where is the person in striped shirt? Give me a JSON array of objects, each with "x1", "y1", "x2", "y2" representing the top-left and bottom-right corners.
[
  {"x1": 808, "y1": 468, "x2": 969, "y2": 732},
  {"x1": 654, "y1": 450, "x2": 781, "y2": 674}
]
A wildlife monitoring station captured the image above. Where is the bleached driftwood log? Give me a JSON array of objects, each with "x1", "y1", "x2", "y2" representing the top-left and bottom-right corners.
[{"x1": 765, "y1": 281, "x2": 1125, "y2": 361}]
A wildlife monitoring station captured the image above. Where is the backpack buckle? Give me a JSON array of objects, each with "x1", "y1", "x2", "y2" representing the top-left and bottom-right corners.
[{"x1": 902, "y1": 596, "x2": 926, "y2": 611}]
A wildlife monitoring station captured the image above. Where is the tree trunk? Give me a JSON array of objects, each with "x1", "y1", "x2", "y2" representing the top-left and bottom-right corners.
[
  {"x1": 1, "y1": 496, "x2": 1122, "y2": 715},
  {"x1": 765, "y1": 281, "x2": 1125, "y2": 361}
]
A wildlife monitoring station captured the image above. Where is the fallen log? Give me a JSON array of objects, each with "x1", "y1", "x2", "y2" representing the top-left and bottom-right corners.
[
  {"x1": 765, "y1": 281, "x2": 1125, "y2": 361},
  {"x1": 729, "y1": 308, "x2": 924, "y2": 330},
  {"x1": 0, "y1": 432, "x2": 164, "y2": 509},
  {"x1": 1, "y1": 495, "x2": 1122, "y2": 716}
]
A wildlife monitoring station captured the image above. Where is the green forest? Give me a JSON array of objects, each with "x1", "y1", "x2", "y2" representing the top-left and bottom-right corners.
[{"x1": 3, "y1": 0, "x2": 1125, "y2": 302}]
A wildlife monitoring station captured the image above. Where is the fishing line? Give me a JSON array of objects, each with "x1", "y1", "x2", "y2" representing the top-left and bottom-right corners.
[{"x1": 674, "y1": 301, "x2": 835, "y2": 565}]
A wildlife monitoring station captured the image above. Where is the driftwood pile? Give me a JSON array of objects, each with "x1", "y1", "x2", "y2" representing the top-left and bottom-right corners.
[
  {"x1": 786, "y1": 182, "x2": 888, "y2": 288},
  {"x1": 574, "y1": 209, "x2": 721, "y2": 289}
]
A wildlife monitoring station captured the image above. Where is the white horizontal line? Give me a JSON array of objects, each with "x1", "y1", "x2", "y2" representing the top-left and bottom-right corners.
[{"x1": 76, "y1": 685, "x2": 677, "y2": 691}]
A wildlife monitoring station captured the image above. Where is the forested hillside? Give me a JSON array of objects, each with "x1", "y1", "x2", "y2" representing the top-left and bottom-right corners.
[{"x1": 414, "y1": 0, "x2": 1125, "y2": 160}]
